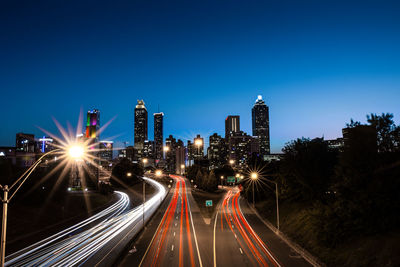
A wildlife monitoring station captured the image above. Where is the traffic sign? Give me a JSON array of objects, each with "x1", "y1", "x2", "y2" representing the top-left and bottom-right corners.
[
  {"x1": 205, "y1": 200, "x2": 213, "y2": 207},
  {"x1": 227, "y1": 176, "x2": 235, "y2": 183}
]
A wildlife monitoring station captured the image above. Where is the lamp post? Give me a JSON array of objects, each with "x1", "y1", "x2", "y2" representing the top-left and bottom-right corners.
[
  {"x1": 142, "y1": 177, "x2": 145, "y2": 229},
  {"x1": 264, "y1": 178, "x2": 280, "y2": 231},
  {"x1": 194, "y1": 139, "x2": 202, "y2": 158},
  {"x1": 250, "y1": 172, "x2": 258, "y2": 208},
  {"x1": 220, "y1": 176, "x2": 224, "y2": 186},
  {"x1": 250, "y1": 172, "x2": 280, "y2": 231},
  {"x1": 0, "y1": 145, "x2": 85, "y2": 267},
  {"x1": 180, "y1": 164, "x2": 185, "y2": 175}
]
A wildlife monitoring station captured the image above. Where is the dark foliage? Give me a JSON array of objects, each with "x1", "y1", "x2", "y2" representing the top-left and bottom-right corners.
[
  {"x1": 240, "y1": 113, "x2": 400, "y2": 248},
  {"x1": 110, "y1": 158, "x2": 144, "y2": 188}
]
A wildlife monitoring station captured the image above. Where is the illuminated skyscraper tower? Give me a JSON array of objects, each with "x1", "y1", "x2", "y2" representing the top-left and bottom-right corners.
[
  {"x1": 134, "y1": 100, "x2": 148, "y2": 147},
  {"x1": 154, "y1": 112, "x2": 164, "y2": 160},
  {"x1": 225, "y1": 115, "x2": 240, "y2": 140},
  {"x1": 86, "y1": 109, "x2": 100, "y2": 144},
  {"x1": 252, "y1": 95, "x2": 270, "y2": 158}
]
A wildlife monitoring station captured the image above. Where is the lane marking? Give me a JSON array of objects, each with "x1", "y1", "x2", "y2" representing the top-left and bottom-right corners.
[
  {"x1": 239, "y1": 248, "x2": 243, "y2": 254},
  {"x1": 213, "y1": 210, "x2": 219, "y2": 267},
  {"x1": 171, "y1": 245, "x2": 174, "y2": 251},
  {"x1": 186, "y1": 179, "x2": 203, "y2": 267},
  {"x1": 174, "y1": 232, "x2": 176, "y2": 237},
  {"x1": 237, "y1": 194, "x2": 281, "y2": 267},
  {"x1": 137, "y1": 182, "x2": 174, "y2": 267}
]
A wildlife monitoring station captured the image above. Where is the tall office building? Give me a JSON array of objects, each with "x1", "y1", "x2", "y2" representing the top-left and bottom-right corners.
[
  {"x1": 252, "y1": 95, "x2": 270, "y2": 158},
  {"x1": 16, "y1": 133, "x2": 35, "y2": 153},
  {"x1": 193, "y1": 134, "x2": 204, "y2": 159},
  {"x1": 175, "y1": 139, "x2": 185, "y2": 175},
  {"x1": 208, "y1": 133, "x2": 227, "y2": 169},
  {"x1": 165, "y1": 135, "x2": 177, "y2": 173},
  {"x1": 99, "y1": 141, "x2": 113, "y2": 161},
  {"x1": 134, "y1": 100, "x2": 148, "y2": 147},
  {"x1": 228, "y1": 131, "x2": 259, "y2": 170},
  {"x1": 154, "y1": 112, "x2": 164, "y2": 160},
  {"x1": 86, "y1": 109, "x2": 100, "y2": 142},
  {"x1": 225, "y1": 116, "x2": 240, "y2": 140}
]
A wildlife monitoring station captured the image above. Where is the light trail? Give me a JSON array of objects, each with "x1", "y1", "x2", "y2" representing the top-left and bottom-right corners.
[
  {"x1": 219, "y1": 189, "x2": 281, "y2": 267},
  {"x1": 140, "y1": 175, "x2": 200, "y2": 267},
  {"x1": 5, "y1": 177, "x2": 166, "y2": 267}
]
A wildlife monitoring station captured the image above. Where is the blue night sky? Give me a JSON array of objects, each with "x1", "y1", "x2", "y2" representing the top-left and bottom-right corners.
[{"x1": 1, "y1": 0, "x2": 399, "y2": 153}]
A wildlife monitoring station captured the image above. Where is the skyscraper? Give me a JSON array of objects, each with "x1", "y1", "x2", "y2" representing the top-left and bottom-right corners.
[
  {"x1": 225, "y1": 115, "x2": 240, "y2": 140},
  {"x1": 252, "y1": 95, "x2": 270, "y2": 158},
  {"x1": 86, "y1": 109, "x2": 100, "y2": 143},
  {"x1": 208, "y1": 133, "x2": 227, "y2": 169},
  {"x1": 193, "y1": 134, "x2": 204, "y2": 159},
  {"x1": 134, "y1": 100, "x2": 148, "y2": 146},
  {"x1": 154, "y1": 112, "x2": 164, "y2": 160}
]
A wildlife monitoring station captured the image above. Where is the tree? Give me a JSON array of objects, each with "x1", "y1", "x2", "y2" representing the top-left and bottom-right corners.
[
  {"x1": 280, "y1": 137, "x2": 338, "y2": 201},
  {"x1": 367, "y1": 113, "x2": 399, "y2": 153},
  {"x1": 205, "y1": 170, "x2": 218, "y2": 192},
  {"x1": 110, "y1": 158, "x2": 143, "y2": 188}
]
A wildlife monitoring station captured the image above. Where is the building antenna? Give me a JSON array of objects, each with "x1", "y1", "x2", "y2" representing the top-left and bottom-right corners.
[{"x1": 158, "y1": 104, "x2": 160, "y2": 113}]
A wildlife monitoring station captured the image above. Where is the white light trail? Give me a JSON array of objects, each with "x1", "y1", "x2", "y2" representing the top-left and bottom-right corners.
[{"x1": 5, "y1": 177, "x2": 166, "y2": 267}]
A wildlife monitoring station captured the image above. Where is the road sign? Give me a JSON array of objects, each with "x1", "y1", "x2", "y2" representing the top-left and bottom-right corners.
[
  {"x1": 227, "y1": 176, "x2": 235, "y2": 183},
  {"x1": 205, "y1": 200, "x2": 213, "y2": 207}
]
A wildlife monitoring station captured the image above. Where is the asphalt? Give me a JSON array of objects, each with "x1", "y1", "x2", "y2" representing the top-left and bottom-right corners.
[
  {"x1": 118, "y1": 179, "x2": 312, "y2": 267},
  {"x1": 119, "y1": 175, "x2": 210, "y2": 267},
  {"x1": 214, "y1": 188, "x2": 311, "y2": 267}
]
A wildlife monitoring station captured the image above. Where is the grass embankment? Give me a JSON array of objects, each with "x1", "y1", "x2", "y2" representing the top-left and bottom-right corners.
[
  {"x1": 191, "y1": 188, "x2": 225, "y2": 219},
  {"x1": 256, "y1": 199, "x2": 400, "y2": 266}
]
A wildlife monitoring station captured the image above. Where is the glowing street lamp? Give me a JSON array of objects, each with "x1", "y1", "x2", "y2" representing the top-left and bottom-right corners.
[
  {"x1": 127, "y1": 172, "x2": 132, "y2": 177},
  {"x1": 142, "y1": 158, "x2": 148, "y2": 166},
  {"x1": 180, "y1": 164, "x2": 185, "y2": 175},
  {"x1": 229, "y1": 159, "x2": 235, "y2": 165},
  {"x1": 0, "y1": 145, "x2": 86, "y2": 267},
  {"x1": 194, "y1": 138, "x2": 203, "y2": 157},
  {"x1": 250, "y1": 172, "x2": 258, "y2": 208},
  {"x1": 155, "y1": 170, "x2": 162, "y2": 177},
  {"x1": 68, "y1": 144, "x2": 85, "y2": 159}
]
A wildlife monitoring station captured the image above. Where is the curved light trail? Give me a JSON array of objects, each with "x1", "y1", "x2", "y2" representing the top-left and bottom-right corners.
[
  {"x1": 5, "y1": 177, "x2": 166, "y2": 267},
  {"x1": 217, "y1": 189, "x2": 281, "y2": 267},
  {"x1": 139, "y1": 175, "x2": 202, "y2": 267}
]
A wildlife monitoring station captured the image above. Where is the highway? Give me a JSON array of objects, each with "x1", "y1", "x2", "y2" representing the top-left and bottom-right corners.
[
  {"x1": 5, "y1": 177, "x2": 166, "y2": 267},
  {"x1": 120, "y1": 175, "x2": 210, "y2": 267},
  {"x1": 214, "y1": 187, "x2": 311, "y2": 267},
  {"x1": 121, "y1": 177, "x2": 311, "y2": 267}
]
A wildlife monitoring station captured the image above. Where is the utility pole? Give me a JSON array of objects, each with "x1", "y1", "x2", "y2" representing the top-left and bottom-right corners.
[{"x1": 0, "y1": 186, "x2": 8, "y2": 267}]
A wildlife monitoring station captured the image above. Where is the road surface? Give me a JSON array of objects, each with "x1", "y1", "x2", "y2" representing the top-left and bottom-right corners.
[
  {"x1": 121, "y1": 178, "x2": 312, "y2": 267},
  {"x1": 214, "y1": 187, "x2": 311, "y2": 267},
  {"x1": 5, "y1": 177, "x2": 166, "y2": 267}
]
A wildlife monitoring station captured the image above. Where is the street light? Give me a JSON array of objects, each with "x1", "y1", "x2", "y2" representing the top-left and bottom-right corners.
[
  {"x1": 127, "y1": 172, "x2": 132, "y2": 177},
  {"x1": 249, "y1": 172, "x2": 280, "y2": 231},
  {"x1": 142, "y1": 158, "x2": 148, "y2": 164},
  {"x1": 155, "y1": 170, "x2": 162, "y2": 177},
  {"x1": 0, "y1": 145, "x2": 85, "y2": 267},
  {"x1": 180, "y1": 164, "x2": 185, "y2": 175},
  {"x1": 194, "y1": 139, "x2": 202, "y2": 157},
  {"x1": 250, "y1": 172, "x2": 258, "y2": 208},
  {"x1": 220, "y1": 176, "x2": 224, "y2": 186},
  {"x1": 229, "y1": 159, "x2": 235, "y2": 165}
]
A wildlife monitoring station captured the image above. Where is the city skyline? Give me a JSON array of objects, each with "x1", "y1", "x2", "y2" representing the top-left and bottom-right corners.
[{"x1": 1, "y1": 0, "x2": 400, "y2": 152}]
